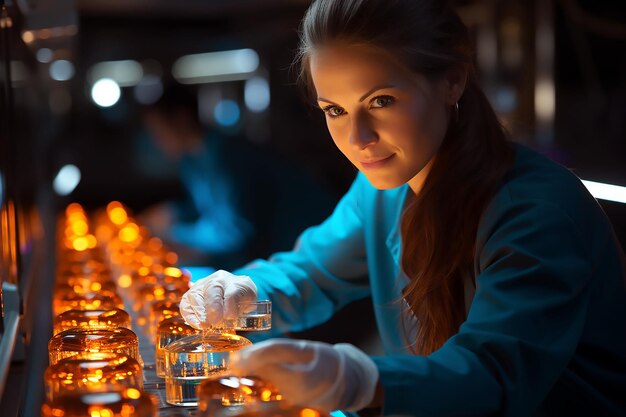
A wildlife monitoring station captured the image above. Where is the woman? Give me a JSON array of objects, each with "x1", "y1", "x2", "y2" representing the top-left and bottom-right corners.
[{"x1": 180, "y1": 0, "x2": 626, "y2": 415}]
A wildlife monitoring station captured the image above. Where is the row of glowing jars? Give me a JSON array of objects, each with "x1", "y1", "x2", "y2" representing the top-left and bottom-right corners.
[
  {"x1": 53, "y1": 203, "x2": 283, "y2": 413},
  {"x1": 92, "y1": 204, "x2": 272, "y2": 408},
  {"x1": 45, "y1": 203, "x2": 154, "y2": 416},
  {"x1": 91, "y1": 202, "x2": 195, "y2": 381}
]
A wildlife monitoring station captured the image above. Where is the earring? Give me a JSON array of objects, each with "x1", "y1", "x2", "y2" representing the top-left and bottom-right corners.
[{"x1": 453, "y1": 102, "x2": 459, "y2": 123}]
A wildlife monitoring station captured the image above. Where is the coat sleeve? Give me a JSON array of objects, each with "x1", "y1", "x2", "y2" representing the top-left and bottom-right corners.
[
  {"x1": 373, "y1": 198, "x2": 593, "y2": 417},
  {"x1": 233, "y1": 174, "x2": 371, "y2": 336}
]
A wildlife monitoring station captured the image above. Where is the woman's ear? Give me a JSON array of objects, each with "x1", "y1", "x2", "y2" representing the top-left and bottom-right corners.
[{"x1": 444, "y1": 64, "x2": 468, "y2": 105}]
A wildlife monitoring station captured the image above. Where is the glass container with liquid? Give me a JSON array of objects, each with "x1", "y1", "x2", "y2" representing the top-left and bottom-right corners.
[
  {"x1": 155, "y1": 315, "x2": 197, "y2": 378},
  {"x1": 132, "y1": 283, "x2": 185, "y2": 317},
  {"x1": 197, "y1": 375, "x2": 281, "y2": 412},
  {"x1": 148, "y1": 300, "x2": 180, "y2": 344},
  {"x1": 53, "y1": 308, "x2": 131, "y2": 335},
  {"x1": 163, "y1": 330, "x2": 252, "y2": 406},
  {"x1": 225, "y1": 300, "x2": 272, "y2": 331},
  {"x1": 48, "y1": 328, "x2": 139, "y2": 365},
  {"x1": 41, "y1": 388, "x2": 156, "y2": 417},
  {"x1": 197, "y1": 375, "x2": 326, "y2": 417},
  {"x1": 44, "y1": 352, "x2": 142, "y2": 401}
]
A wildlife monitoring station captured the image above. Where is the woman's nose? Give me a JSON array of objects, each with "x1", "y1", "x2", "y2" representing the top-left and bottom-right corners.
[{"x1": 349, "y1": 114, "x2": 378, "y2": 150}]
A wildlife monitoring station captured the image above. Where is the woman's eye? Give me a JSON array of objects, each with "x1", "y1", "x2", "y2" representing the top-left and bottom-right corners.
[
  {"x1": 370, "y1": 95, "x2": 395, "y2": 108},
  {"x1": 323, "y1": 106, "x2": 345, "y2": 117}
]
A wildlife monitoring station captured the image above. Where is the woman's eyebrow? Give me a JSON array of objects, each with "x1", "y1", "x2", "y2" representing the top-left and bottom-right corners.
[
  {"x1": 358, "y1": 84, "x2": 396, "y2": 102},
  {"x1": 317, "y1": 84, "x2": 396, "y2": 105},
  {"x1": 317, "y1": 97, "x2": 338, "y2": 105}
]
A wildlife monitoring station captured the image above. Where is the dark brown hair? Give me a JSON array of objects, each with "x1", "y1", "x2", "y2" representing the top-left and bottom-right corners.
[{"x1": 297, "y1": 0, "x2": 514, "y2": 355}]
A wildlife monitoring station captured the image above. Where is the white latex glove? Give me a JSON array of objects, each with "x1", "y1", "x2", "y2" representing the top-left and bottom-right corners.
[
  {"x1": 179, "y1": 269, "x2": 257, "y2": 329},
  {"x1": 229, "y1": 339, "x2": 379, "y2": 412}
]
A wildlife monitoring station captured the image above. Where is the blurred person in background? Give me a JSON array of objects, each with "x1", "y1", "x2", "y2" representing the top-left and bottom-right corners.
[
  {"x1": 139, "y1": 84, "x2": 252, "y2": 267},
  {"x1": 179, "y1": 0, "x2": 626, "y2": 416},
  {"x1": 139, "y1": 84, "x2": 335, "y2": 269}
]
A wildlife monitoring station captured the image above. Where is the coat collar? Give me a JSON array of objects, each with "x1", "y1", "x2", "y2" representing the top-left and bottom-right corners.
[{"x1": 385, "y1": 185, "x2": 411, "y2": 267}]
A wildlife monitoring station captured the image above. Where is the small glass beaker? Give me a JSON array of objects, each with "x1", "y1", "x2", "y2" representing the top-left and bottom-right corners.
[
  {"x1": 41, "y1": 388, "x2": 156, "y2": 417},
  {"x1": 53, "y1": 308, "x2": 131, "y2": 335},
  {"x1": 155, "y1": 315, "x2": 197, "y2": 378},
  {"x1": 48, "y1": 328, "x2": 139, "y2": 365},
  {"x1": 44, "y1": 352, "x2": 142, "y2": 401},
  {"x1": 223, "y1": 300, "x2": 272, "y2": 331},
  {"x1": 164, "y1": 331, "x2": 252, "y2": 406}
]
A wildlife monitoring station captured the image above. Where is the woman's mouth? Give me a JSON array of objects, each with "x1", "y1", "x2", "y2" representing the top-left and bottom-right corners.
[{"x1": 360, "y1": 154, "x2": 395, "y2": 170}]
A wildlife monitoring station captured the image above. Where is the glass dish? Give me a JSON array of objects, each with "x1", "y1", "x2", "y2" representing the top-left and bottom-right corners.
[
  {"x1": 44, "y1": 352, "x2": 142, "y2": 401},
  {"x1": 48, "y1": 328, "x2": 139, "y2": 365},
  {"x1": 41, "y1": 388, "x2": 156, "y2": 417},
  {"x1": 163, "y1": 331, "x2": 252, "y2": 406},
  {"x1": 53, "y1": 308, "x2": 131, "y2": 335}
]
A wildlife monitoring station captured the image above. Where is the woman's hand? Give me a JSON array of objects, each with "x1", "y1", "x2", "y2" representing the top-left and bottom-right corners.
[
  {"x1": 229, "y1": 339, "x2": 379, "y2": 412},
  {"x1": 179, "y1": 269, "x2": 257, "y2": 329}
]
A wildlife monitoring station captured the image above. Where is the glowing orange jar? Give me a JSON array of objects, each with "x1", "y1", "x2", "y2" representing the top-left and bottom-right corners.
[
  {"x1": 41, "y1": 388, "x2": 156, "y2": 417},
  {"x1": 197, "y1": 375, "x2": 281, "y2": 409},
  {"x1": 53, "y1": 308, "x2": 131, "y2": 335},
  {"x1": 197, "y1": 376, "x2": 326, "y2": 417},
  {"x1": 155, "y1": 315, "x2": 197, "y2": 377},
  {"x1": 44, "y1": 352, "x2": 142, "y2": 401},
  {"x1": 59, "y1": 273, "x2": 117, "y2": 291},
  {"x1": 48, "y1": 328, "x2": 139, "y2": 365},
  {"x1": 148, "y1": 300, "x2": 180, "y2": 343},
  {"x1": 53, "y1": 287, "x2": 124, "y2": 317}
]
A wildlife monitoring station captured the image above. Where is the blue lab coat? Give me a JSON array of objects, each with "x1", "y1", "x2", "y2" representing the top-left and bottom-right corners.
[{"x1": 234, "y1": 144, "x2": 626, "y2": 416}]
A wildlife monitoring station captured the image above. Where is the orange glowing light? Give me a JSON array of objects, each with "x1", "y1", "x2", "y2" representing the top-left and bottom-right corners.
[
  {"x1": 118, "y1": 224, "x2": 139, "y2": 243},
  {"x1": 70, "y1": 220, "x2": 89, "y2": 236},
  {"x1": 67, "y1": 212, "x2": 86, "y2": 224},
  {"x1": 22, "y1": 30, "x2": 35, "y2": 43},
  {"x1": 72, "y1": 237, "x2": 89, "y2": 252},
  {"x1": 66, "y1": 203, "x2": 83, "y2": 214},
  {"x1": 106, "y1": 201, "x2": 123, "y2": 212},
  {"x1": 87, "y1": 234, "x2": 97, "y2": 248},
  {"x1": 300, "y1": 408, "x2": 319, "y2": 417},
  {"x1": 261, "y1": 389, "x2": 272, "y2": 401},
  {"x1": 125, "y1": 388, "x2": 141, "y2": 400},
  {"x1": 164, "y1": 267, "x2": 182, "y2": 278},
  {"x1": 117, "y1": 274, "x2": 132, "y2": 288},
  {"x1": 109, "y1": 207, "x2": 128, "y2": 226}
]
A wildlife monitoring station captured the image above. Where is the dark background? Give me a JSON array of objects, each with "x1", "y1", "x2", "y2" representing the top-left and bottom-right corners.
[{"x1": 1, "y1": 1, "x2": 625, "y2": 415}]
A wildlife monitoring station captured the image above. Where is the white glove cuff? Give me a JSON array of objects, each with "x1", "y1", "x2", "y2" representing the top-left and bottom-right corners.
[{"x1": 333, "y1": 343, "x2": 380, "y2": 411}]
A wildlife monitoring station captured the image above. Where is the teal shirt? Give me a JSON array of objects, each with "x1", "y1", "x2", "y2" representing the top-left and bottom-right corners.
[{"x1": 234, "y1": 144, "x2": 626, "y2": 416}]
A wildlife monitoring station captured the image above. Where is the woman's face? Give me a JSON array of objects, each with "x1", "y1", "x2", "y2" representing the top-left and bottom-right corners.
[{"x1": 309, "y1": 45, "x2": 454, "y2": 192}]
